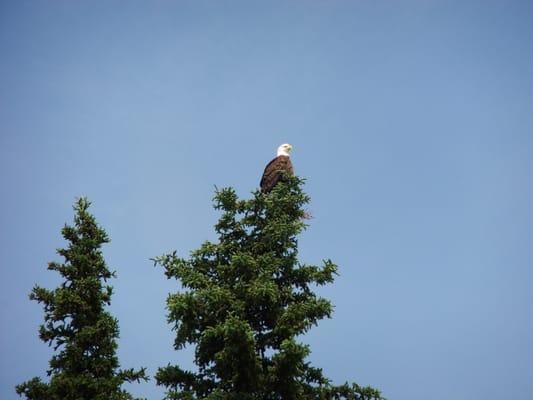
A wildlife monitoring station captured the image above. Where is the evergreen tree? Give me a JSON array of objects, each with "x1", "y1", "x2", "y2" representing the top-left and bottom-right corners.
[
  {"x1": 154, "y1": 176, "x2": 383, "y2": 400},
  {"x1": 17, "y1": 198, "x2": 147, "y2": 400}
]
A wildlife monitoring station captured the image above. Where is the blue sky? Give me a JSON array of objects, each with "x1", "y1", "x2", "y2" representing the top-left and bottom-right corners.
[{"x1": 1, "y1": 1, "x2": 532, "y2": 399}]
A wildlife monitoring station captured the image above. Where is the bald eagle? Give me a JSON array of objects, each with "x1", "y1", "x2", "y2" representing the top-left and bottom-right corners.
[{"x1": 260, "y1": 143, "x2": 294, "y2": 193}]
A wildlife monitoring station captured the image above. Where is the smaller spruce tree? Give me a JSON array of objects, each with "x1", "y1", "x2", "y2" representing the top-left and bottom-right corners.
[{"x1": 16, "y1": 198, "x2": 147, "y2": 400}]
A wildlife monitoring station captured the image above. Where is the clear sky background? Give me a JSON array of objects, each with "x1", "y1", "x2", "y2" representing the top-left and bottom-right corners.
[{"x1": 1, "y1": 1, "x2": 532, "y2": 399}]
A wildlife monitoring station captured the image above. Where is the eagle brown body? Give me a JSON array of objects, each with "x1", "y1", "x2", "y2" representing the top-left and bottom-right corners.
[{"x1": 260, "y1": 154, "x2": 294, "y2": 193}]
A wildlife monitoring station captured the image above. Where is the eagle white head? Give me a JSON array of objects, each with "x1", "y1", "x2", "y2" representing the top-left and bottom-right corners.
[{"x1": 277, "y1": 143, "x2": 293, "y2": 157}]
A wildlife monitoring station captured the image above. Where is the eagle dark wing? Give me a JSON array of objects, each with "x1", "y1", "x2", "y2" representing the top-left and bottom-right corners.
[{"x1": 260, "y1": 155, "x2": 293, "y2": 193}]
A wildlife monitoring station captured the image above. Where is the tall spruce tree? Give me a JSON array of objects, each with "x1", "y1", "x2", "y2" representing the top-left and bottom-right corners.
[
  {"x1": 16, "y1": 198, "x2": 147, "y2": 400},
  {"x1": 154, "y1": 176, "x2": 383, "y2": 400}
]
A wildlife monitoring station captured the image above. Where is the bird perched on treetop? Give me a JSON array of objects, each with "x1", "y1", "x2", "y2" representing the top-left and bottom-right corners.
[{"x1": 260, "y1": 143, "x2": 294, "y2": 193}]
